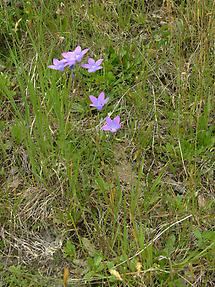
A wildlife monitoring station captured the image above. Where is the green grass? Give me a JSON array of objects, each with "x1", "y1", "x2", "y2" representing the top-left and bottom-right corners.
[{"x1": 0, "y1": 0, "x2": 214, "y2": 286}]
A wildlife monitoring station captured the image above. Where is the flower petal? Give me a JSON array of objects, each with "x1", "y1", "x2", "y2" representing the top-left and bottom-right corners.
[
  {"x1": 89, "y1": 66, "x2": 102, "y2": 72},
  {"x1": 103, "y1": 98, "x2": 109, "y2": 105},
  {"x1": 106, "y1": 117, "x2": 113, "y2": 126},
  {"x1": 81, "y1": 48, "x2": 89, "y2": 55},
  {"x1": 95, "y1": 66, "x2": 103, "y2": 71},
  {"x1": 96, "y1": 59, "x2": 103, "y2": 65},
  {"x1": 98, "y1": 92, "x2": 105, "y2": 102},
  {"x1": 48, "y1": 65, "x2": 56, "y2": 69},
  {"x1": 53, "y1": 58, "x2": 59, "y2": 65},
  {"x1": 88, "y1": 67, "x2": 96, "y2": 72},
  {"x1": 88, "y1": 58, "x2": 95, "y2": 64},
  {"x1": 67, "y1": 59, "x2": 76, "y2": 65},
  {"x1": 62, "y1": 52, "x2": 73, "y2": 58},
  {"x1": 74, "y1": 46, "x2": 81, "y2": 53},
  {"x1": 81, "y1": 64, "x2": 91, "y2": 69},
  {"x1": 48, "y1": 65, "x2": 64, "y2": 71},
  {"x1": 97, "y1": 105, "x2": 103, "y2": 111},
  {"x1": 114, "y1": 116, "x2": 120, "y2": 124},
  {"x1": 101, "y1": 124, "x2": 111, "y2": 131},
  {"x1": 89, "y1": 95, "x2": 98, "y2": 105}
]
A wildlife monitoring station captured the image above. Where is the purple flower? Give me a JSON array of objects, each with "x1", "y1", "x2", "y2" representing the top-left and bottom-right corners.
[
  {"x1": 81, "y1": 58, "x2": 103, "y2": 73},
  {"x1": 89, "y1": 92, "x2": 109, "y2": 111},
  {"x1": 48, "y1": 58, "x2": 67, "y2": 71},
  {"x1": 62, "y1": 46, "x2": 89, "y2": 66},
  {"x1": 101, "y1": 115, "x2": 121, "y2": 133}
]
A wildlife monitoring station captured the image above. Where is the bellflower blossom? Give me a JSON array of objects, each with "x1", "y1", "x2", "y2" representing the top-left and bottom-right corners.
[
  {"x1": 62, "y1": 46, "x2": 89, "y2": 66},
  {"x1": 89, "y1": 92, "x2": 109, "y2": 111},
  {"x1": 81, "y1": 58, "x2": 103, "y2": 73},
  {"x1": 48, "y1": 58, "x2": 67, "y2": 71},
  {"x1": 101, "y1": 115, "x2": 121, "y2": 133}
]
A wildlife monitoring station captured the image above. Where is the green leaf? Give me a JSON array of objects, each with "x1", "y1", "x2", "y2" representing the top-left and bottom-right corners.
[
  {"x1": 63, "y1": 240, "x2": 76, "y2": 258},
  {"x1": 82, "y1": 237, "x2": 96, "y2": 256}
]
